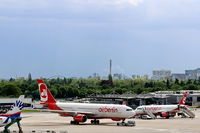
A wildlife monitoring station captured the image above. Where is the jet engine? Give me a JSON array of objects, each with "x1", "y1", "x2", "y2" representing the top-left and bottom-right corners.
[
  {"x1": 160, "y1": 112, "x2": 169, "y2": 118},
  {"x1": 73, "y1": 114, "x2": 87, "y2": 123}
]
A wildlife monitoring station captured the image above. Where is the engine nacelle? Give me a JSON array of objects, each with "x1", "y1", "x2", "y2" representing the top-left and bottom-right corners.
[
  {"x1": 160, "y1": 112, "x2": 169, "y2": 118},
  {"x1": 73, "y1": 114, "x2": 87, "y2": 123},
  {"x1": 0, "y1": 116, "x2": 11, "y2": 127}
]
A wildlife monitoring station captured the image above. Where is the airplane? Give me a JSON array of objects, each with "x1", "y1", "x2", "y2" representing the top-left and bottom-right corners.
[
  {"x1": 0, "y1": 95, "x2": 24, "y2": 133},
  {"x1": 37, "y1": 79, "x2": 135, "y2": 126},
  {"x1": 135, "y1": 92, "x2": 195, "y2": 119}
]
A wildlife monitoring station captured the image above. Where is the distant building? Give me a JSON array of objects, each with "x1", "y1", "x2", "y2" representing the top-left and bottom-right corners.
[
  {"x1": 196, "y1": 68, "x2": 200, "y2": 79},
  {"x1": 171, "y1": 73, "x2": 186, "y2": 80},
  {"x1": 185, "y1": 68, "x2": 200, "y2": 80},
  {"x1": 132, "y1": 75, "x2": 137, "y2": 79},
  {"x1": 152, "y1": 70, "x2": 171, "y2": 80},
  {"x1": 92, "y1": 73, "x2": 100, "y2": 79},
  {"x1": 185, "y1": 70, "x2": 196, "y2": 79},
  {"x1": 143, "y1": 75, "x2": 149, "y2": 80},
  {"x1": 113, "y1": 73, "x2": 123, "y2": 80}
]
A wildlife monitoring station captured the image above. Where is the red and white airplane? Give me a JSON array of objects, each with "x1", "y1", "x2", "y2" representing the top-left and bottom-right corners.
[
  {"x1": 135, "y1": 92, "x2": 195, "y2": 118},
  {"x1": 37, "y1": 79, "x2": 135, "y2": 125}
]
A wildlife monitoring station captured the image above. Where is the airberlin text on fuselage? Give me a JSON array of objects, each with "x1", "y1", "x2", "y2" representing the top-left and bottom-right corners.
[
  {"x1": 98, "y1": 107, "x2": 118, "y2": 113},
  {"x1": 146, "y1": 107, "x2": 162, "y2": 111}
]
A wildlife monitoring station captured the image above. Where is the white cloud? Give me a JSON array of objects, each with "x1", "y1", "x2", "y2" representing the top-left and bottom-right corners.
[
  {"x1": 115, "y1": 0, "x2": 143, "y2": 6},
  {"x1": 0, "y1": 0, "x2": 143, "y2": 10},
  {"x1": 76, "y1": 0, "x2": 143, "y2": 6},
  {"x1": 144, "y1": 0, "x2": 200, "y2": 20}
]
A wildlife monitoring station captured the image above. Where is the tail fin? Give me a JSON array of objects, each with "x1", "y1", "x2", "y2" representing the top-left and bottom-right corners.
[
  {"x1": 4, "y1": 95, "x2": 24, "y2": 120},
  {"x1": 179, "y1": 92, "x2": 188, "y2": 105},
  {"x1": 37, "y1": 79, "x2": 56, "y2": 104}
]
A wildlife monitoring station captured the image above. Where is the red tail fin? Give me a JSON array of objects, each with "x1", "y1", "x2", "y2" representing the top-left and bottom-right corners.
[
  {"x1": 179, "y1": 92, "x2": 188, "y2": 105},
  {"x1": 37, "y1": 79, "x2": 56, "y2": 104}
]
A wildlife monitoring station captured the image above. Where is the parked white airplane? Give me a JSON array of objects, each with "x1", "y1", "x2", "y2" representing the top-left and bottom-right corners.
[
  {"x1": 0, "y1": 95, "x2": 24, "y2": 132},
  {"x1": 37, "y1": 79, "x2": 135, "y2": 125},
  {"x1": 135, "y1": 92, "x2": 195, "y2": 119}
]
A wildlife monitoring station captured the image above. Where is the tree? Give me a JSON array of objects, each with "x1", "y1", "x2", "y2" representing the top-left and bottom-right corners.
[
  {"x1": 28, "y1": 73, "x2": 32, "y2": 82},
  {"x1": 1, "y1": 83, "x2": 22, "y2": 97},
  {"x1": 187, "y1": 79, "x2": 192, "y2": 85},
  {"x1": 166, "y1": 79, "x2": 171, "y2": 89},
  {"x1": 66, "y1": 86, "x2": 79, "y2": 98},
  {"x1": 108, "y1": 74, "x2": 113, "y2": 85},
  {"x1": 198, "y1": 77, "x2": 200, "y2": 85},
  {"x1": 9, "y1": 78, "x2": 15, "y2": 82},
  {"x1": 175, "y1": 79, "x2": 179, "y2": 85},
  {"x1": 187, "y1": 84, "x2": 198, "y2": 90},
  {"x1": 171, "y1": 84, "x2": 181, "y2": 91}
]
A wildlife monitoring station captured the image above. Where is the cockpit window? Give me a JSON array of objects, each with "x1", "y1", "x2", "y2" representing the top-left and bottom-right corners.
[
  {"x1": 136, "y1": 108, "x2": 142, "y2": 110},
  {"x1": 126, "y1": 109, "x2": 132, "y2": 111}
]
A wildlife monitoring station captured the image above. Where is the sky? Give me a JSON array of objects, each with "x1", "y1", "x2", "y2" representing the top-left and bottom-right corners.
[{"x1": 0, "y1": 0, "x2": 200, "y2": 79}]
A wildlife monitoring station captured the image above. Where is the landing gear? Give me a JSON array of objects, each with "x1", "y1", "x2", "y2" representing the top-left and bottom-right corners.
[
  {"x1": 70, "y1": 121, "x2": 79, "y2": 125},
  {"x1": 17, "y1": 119, "x2": 23, "y2": 133},
  {"x1": 117, "y1": 119, "x2": 125, "y2": 126},
  {"x1": 91, "y1": 119, "x2": 100, "y2": 125},
  {"x1": 117, "y1": 119, "x2": 135, "y2": 126},
  {"x1": 165, "y1": 116, "x2": 170, "y2": 119},
  {"x1": 3, "y1": 118, "x2": 23, "y2": 133}
]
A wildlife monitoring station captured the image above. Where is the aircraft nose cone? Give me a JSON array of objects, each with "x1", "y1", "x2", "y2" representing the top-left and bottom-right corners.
[
  {"x1": 132, "y1": 110, "x2": 136, "y2": 116},
  {"x1": 134, "y1": 110, "x2": 140, "y2": 115}
]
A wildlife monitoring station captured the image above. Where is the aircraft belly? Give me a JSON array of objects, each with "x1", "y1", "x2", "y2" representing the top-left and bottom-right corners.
[{"x1": 95, "y1": 111, "x2": 123, "y2": 118}]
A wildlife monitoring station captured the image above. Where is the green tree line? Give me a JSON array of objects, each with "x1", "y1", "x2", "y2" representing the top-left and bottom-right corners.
[{"x1": 1, "y1": 77, "x2": 200, "y2": 99}]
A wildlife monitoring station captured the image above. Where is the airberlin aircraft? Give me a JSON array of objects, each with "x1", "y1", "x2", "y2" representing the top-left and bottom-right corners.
[
  {"x1": 37, "y1": 80, "x2": 135, "y2": 125},
  {"x1": 135, "y1": 92, "x2": 191, "y2": 118}
]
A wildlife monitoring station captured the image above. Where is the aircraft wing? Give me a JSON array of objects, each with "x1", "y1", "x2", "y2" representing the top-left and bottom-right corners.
[{"x1": 29, "y1": 109, "x2": 95, "y2": 117}]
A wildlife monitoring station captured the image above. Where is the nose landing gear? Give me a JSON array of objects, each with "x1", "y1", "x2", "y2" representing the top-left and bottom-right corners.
[
  {"x1": 117, "y1": 119, "x2": 135, "y2": 126},
  {"x1": 91, "y1": 120, "x2": 100, "y2": 125}
]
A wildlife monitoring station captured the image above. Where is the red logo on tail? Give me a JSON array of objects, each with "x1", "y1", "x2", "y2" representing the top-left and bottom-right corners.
[
  {"x1": 179, "y1": 92, "x2": 188, "y2": 105},
  {"x1": 39, "y1": 83, "x2": 48, "y2": 103}
]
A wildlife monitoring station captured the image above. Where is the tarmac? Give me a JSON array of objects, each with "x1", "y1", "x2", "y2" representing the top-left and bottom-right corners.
[{"x1": 1, "y1": 109, "x2": 200, "y2": 133}]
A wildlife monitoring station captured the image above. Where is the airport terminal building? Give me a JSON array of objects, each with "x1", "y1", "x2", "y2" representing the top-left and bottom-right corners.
[{"x1": 88, "y1": 90, "x2": 200, "y2": 109}]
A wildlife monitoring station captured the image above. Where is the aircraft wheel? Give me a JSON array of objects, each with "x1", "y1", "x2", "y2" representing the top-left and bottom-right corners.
[
  {"x1": 91, "y1": 120, "x2": 100, "y2": 125},
  {"x1": 96, "y1": 120, "x2": 100, "y2": 125},
  {"x1": 117, "y1": 122, "x2": 126, "y2": 126},
  {"x1": 70, "y1": 121, "x2": 74, "y2": 124},
  {"x1": 166, "y1": 116, "x2": 170, "y2": 119},
  {"x1": 75, "y1": 121, "x2": 79, "y2": 125},
  {"x1": 71, "y1": 121, "x2": 79, "y2": 125},
  {"x1": 122, "y1": 122, "x2": 126, "y2": 126}
]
